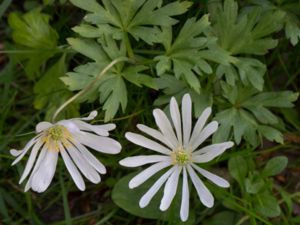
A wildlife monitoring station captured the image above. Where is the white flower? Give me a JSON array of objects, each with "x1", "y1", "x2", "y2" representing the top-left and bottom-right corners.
[
  {"x1": 10, "y1": 111, "x2": 121, "y2": 193},
  {"x1": 119, "y1": 94, "x2": 234, "y2": 222}
]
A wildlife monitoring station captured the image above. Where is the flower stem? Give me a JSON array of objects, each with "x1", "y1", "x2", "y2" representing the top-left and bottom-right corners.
[
  {"x1": 52, "y1": 57, "x2": 130, "y2": 122},
  {"x1": 59, "y1": 167, "x2": 72, "y2": 225},
  {"x1": 124, "y1": 32, "x2": 134, "y2": 58}
]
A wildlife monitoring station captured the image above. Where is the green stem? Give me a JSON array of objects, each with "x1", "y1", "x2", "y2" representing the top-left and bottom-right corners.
[
  {"x1": 59, "y1": 167, "x2": 72, "y2": 225},
  {"x1": 52, "y1": 57, "x2": 130, "y2": 122},
  {"x1": 124, "y1": 32, "x2": 134, "y2": 58}
]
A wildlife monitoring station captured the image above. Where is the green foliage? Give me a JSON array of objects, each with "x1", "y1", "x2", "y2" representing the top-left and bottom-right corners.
[
  {"x1": 213, "y1": 82, "x2": 298, "y2": 146},
  {"x1": 262, "y1": 156, "x2": 288, "y2": 177},
  {"x1": 8, "y1": 8, "x2": 59, "y2": 78}
]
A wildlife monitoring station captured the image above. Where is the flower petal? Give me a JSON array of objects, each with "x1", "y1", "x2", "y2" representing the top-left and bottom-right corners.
[
  {"x1": 120, "y1": 155, "x2": 170, "y2": 167},
  {"x1": 65, "y1": 142, "x2": 101, "y2": 184},
  {"x1": 182, "y1": 94, "x2": 192, "y2": 147},
  {"x1": 125, "y1": 132, "x2": 171, "y2": 155},
  {"x1": 59, "y1": 143, "x2": 85, "y2": 191},
  {"x1": 192, "y1": 142, "x2": 234, "y2": 163},
  {"x1": 11, "y1": 136, "x2": 39, "y2": 165},
  {"x1": 170, "y1": 97, "x2": 182, "y2": 145},
  {"x1": 153, "y1": 109, "x2": 178, "y2": 149},
  {"x1": 71, "y1": 139, "x2": 106, "y2": 174},
  {"x1": 137, "y1": 124, "x2": 174, "y2": 149},
  {"x1": 190, "y1": 121, "x2": 218, "y2": 151},
  {"x1": 19, "y1": 140, "x2": 44, "y2": 184},
  {"x1": 78, "y1": 110, "x2": 98, "y2": 121},
  {"x1": 160, "y1": 165, "x2": 181, "y2": 211},
  {"x1": 192, "y1": 164, "x2": 229, "y2": 188},
  {"x1": 36, "y1": 121, "x2": 53, "y2": 133},
  {"x1": 24, "y1": 145, "x2": 48, "y2": 192},
  {"x1": 129, "y1": 160, "x2": 172, "y2": 189},
  {"x1": 75, "y1": 132, "x2": 121, "y2": 154},
  {"x1": 31, "y1": 150, "x2": 58, "y2": 193},
  {"x1": 139, "y1": 167, "x2": 175, "y2": 208},
  {"x1": 180, "y1": 167, "x2": 189, "y2": 222},
  {"x1": 187, "y1": 165, "x2": 214, "y2": 208},
  {"x1": 72, "y1": 120, "x2": 115, "y2": 136},
  {"x1": 188, "y1": 107, "x2": 211, "y2": 147}
]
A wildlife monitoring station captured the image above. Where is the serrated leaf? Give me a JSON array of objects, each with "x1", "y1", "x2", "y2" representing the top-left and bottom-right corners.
[
  {"x1": 71, "y1": 0, "x2": 192, "y2": 44},
  {"x1": 257, "y1": 125, "x2": 283, "y2": 144},
  {"x1": 262, "y1": 156, "x2": 288, "y2": 177}
]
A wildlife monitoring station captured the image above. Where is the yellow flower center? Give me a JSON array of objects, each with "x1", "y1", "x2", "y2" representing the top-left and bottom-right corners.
[
  {"x1": 42, "y1": 125, "x2": 72, "y2": 151},
  {"x1": 171, "y1": 146, "x2": 191, "y2": 165}
]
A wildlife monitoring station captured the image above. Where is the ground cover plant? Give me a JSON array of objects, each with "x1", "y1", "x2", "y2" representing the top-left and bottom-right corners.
[{"x1": 0, "y1": 0, "x2": 300, "y2": 224}]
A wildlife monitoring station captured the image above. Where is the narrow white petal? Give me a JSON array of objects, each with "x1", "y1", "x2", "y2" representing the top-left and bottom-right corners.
[
  {"x1": 11, "y1": 136, "x2": 39, "y2": 165},
  {"x1": 120, "y1": 155, "x2": 170, "y2": 167},
  {"x1": 59, "y1": 144, "x2": 85, "y2": 191},
  {"x1": 79, "y1": 110, "x2": 98, "y2": 121},
  {"x1": 36, "y1": 121, "x2": 53, "y2": 133},
  {"x1": 72, "y1": 120, "x2": 110, "y2": 136},
  {"x1": 137, "y1": 124, "x2": 174, "y2": 149},
  {"x1": 180, "y1": 167, "x2": 189, "y2": 222},
  {"x1": 129, "y1": 161, "x2": 172, "y2": 189},
  {"x1": 192, "y1": 164, "x2": 229, "y2": 188},
  {"x1": 187, "y1": 165, "x2": 214, "y2": 208},
  {"x1": 153, "y1": 109, "x2": 178, "y2": 149},
  {"x1": 189, "y1": 107, "x2": 211, "y2": 147},
  {"x1": 58, "y1": 120, "x2": 80, "y2": 133},
  {"x1": 19, "y1": 140, "x2": 44, "y2": 184},
  {"x1": 71, "y1": 139, "x2": 106, "y2": 174},
  {"x1": 65, "y1": 142, "x2": 101, "y2": 183},
  {"x1": 31, "y1": 150, "x2": 58, "y2": 193},
  {"x1": 190, "y1": 121, "x2": 219, "y2": 151},
  {"x1": 182, "y1": 94, "x2": 192, "y2": 147},
  {"x1": 24, "y1": 145, "x2": 47, "y2": 192},
  {"x1": 10, "y1": 149, "x2": 23, "y2": 156},
  {"x1": 75, "y1": 132, "x2": 121, "y2": 154},
  {"x1": 139, "y1": 167, "x2": 175, "y2": 208},
  {"x1": 125, "y1": 132, "x2": 171, "y2": 155},
  {"x1": 192, "y1": 142, "x2": 234, "y2": 163},
  {"x1": 170, "y1": 97, "x2": 182, "y2": 145},
  {"x1": 160, "y1": 165, "x2": 181, "y2": 211}
]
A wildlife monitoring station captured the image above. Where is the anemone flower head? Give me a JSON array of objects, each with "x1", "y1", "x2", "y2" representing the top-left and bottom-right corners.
[
  {"x1": 120, "y1": 94, "x2": 234, "y2": 222},
  {"x1": 10, "y1": 111, "x2": 121, "y2": 193}
]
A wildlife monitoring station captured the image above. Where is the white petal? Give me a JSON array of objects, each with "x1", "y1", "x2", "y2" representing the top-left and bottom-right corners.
[
  {"x1": 31, "y1": 150, "x2": 58, "y2": 193},
  {"x1": 58, "y1": 120, "x2": 80, "y2": 133},
  {"x1": 153, "y1": 109, "x2": 178, "y2": 149},
  {"x1": 125, "y1": 132, "x2": 171, "y2": 155},
  {"x1": 192, "y1": 142, "x2": 234, "y2": 163},
  {"x1": 65, "y1": 142, "x2": 101, "y2": 184},
  {"x1": 192, "y1": 164, "x2": 229, "y2": 188},
  {"x1": 182, "y1": 94, "x2": 192, "y2": 147},
  {"x1": 120, "y1": 155, "x2": 170, "y2": 167},
  {"x1": 11, "y1": 136, "x2": 39, "y2": 165},
  {"x1": 75, "y1": 132, "x2": 121, "y2": 154},
  {"x1": 180, "y1": 167, "x2": 189, "y2": 222},
  {"x1": 71, "y1": 139, "x2": 106, "y2": 174},
  {"x1": 137, "y1": 124, "x2": 174, "y2": 149},
  {"x1": 36, "y1": 121, "x2": 53, "y2": 133},
  {"x1": 71, "y1": 120, "x2": 110, "y2": 136},
  {"x1": 78, "y1": 110, "x2": 98, "y2": 121},
  {"x1": 160, "y1": 165, "x2": 181, "y2": 211},
  {"x1": 139, "y1": 167, "x2": 175, "y2": 208},
  {"x1": 187, "y1": 165, "x2": 214, "y2": 208},
  {"x1": 59, "y1": 144, "x2": 85, "y2": 191},
  {"x1": 189, "y1": 107, "x2": 211, "y2": 147},
  {"x1": 19, "y1": 140, "x2": 44, "y2": 184},
  {"x1": 129, "y1": 160, "x2": 172, "y2": 189},
  {"x1": 190, "y1": 121, "x2": 218, "y2": 151},
  {"x1": 10, "y1": 149, "x2": 23, "y2": 156},
  {"x1": 24, "y1": 145, "x2": 48, "y2": 192},
  {"x1": 170, "y1": 97, "x2": 182, "y2": 145}
]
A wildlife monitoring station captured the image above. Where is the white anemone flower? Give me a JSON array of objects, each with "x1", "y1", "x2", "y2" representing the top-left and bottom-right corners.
[
  {"x1": 120, "y1": 94, "x2": 234, "y2": 222},
  {"x1": 10, "y1": 111, "x2": 121, "y2": 193}
]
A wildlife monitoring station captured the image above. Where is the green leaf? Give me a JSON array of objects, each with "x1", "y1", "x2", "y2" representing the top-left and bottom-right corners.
[
  {"x1": 112, "y1": 172, "x2": 196, "y2": 224},
  {"x1": 257, "y1": 125, "x2": 283, "y2": 144},
  {"x1": 154, "y1": 16, "x2": 213, "y2": 92},
  {"x1": 228, "y1": 156, "x2": 248, "y2": 185},
  {"x1": 262, "y1": 156, "x2": 288, "y2": 177},
  {"x1": 8, "y1": 8, "x2": 58, "y2": 78},
  {"x1": 255, "y1": 192, "x2": 281, "y2": 218},
  {"x1": 34, "y1": 55, "x2": 79, "y2": 121},
  {"x1": 245, "y1": 172, "x2": 265, "y2": 194},
  {"x1": 202, "y1": 211, "x2": 239, "y2": 225},
  {"x1": 71, "y1": 0, "x2": 192, "y2": 44}
]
